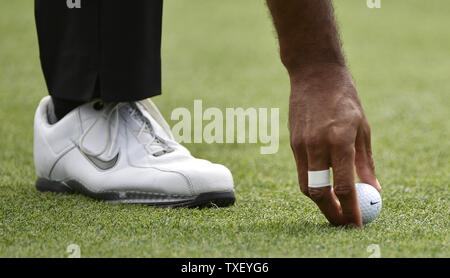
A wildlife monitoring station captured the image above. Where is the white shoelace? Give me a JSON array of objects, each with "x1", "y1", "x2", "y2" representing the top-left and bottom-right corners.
[{"x1": 79, "y1": 102, "x2": 172, "y2": 158}]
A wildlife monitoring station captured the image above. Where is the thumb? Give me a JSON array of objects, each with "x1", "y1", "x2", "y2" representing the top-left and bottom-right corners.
[{"x1": 355, "y1": 122, "x2": 381, "y2": 192}]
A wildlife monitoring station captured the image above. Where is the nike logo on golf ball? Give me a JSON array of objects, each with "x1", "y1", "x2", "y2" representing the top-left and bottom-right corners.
[{"x1": 370, "y1": 201, "x2": 380, "y2": 205}]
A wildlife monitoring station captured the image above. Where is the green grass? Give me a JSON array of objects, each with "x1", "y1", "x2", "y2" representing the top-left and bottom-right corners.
[{"x1": 0, "y1": 0, "x2": 449, "y2": 257}]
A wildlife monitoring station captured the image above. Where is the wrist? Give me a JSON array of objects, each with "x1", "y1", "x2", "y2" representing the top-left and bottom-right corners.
[{"x1": 288, "y1": 63, "x2": 355, "y2": 95}]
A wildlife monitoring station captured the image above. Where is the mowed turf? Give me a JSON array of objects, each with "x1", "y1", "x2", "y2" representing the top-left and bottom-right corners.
[{"x1": 0, "y1": 0, "x2": 448, "y2": 257}]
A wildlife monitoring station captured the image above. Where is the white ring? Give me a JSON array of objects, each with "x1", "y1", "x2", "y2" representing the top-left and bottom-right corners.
[{"x1": 308, "y1": 169, "x2": 331, "y2": 188}]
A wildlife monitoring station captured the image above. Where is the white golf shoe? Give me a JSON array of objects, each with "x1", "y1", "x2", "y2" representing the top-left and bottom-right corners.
[{"x1": 33, "y1": 96, "x2": 235, "y2": 207}]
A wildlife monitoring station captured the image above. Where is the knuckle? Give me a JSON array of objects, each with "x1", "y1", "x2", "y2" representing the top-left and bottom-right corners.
[
  {"x1": 365, "y1": 146, "x2": 374, "y2": 158},
  {"x1": 355, "y1": 110, "x2": 364, "y2": 122},
  {"x1": 308, "y1": 187, "x2": 328, "y2": 202},
  {"x1": 328, "y1": 127, "x2": 354, "y2": 149},
  {"x1": 334, "y1": 184, "x2": 355, "y2": 198},
  {"x1": 290, "y1": 133, "x2": 305, "y2": 151},
  {"x1": 348, "y1": 106, "x2": 364, "y2": 122},
  {"x1": 367, "y1": 154, "x2": 376, "y2": 171},
  {"x1": 363, "y1": 122, "x2": 371, "y2": 136},
  {"x1": 305, "y1": 129, "x2": 326, "y2": 150},
  {"x1": 300, "y1": 185, "x2": 310, "y2": 197}
]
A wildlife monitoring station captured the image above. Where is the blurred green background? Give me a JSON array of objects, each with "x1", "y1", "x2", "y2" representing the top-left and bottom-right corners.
[{"x1": 0, "y1": 0, "x2": 448, "y2": 257}]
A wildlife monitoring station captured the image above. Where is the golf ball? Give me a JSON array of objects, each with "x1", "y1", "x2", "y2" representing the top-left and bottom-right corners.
[{"x1": 356, "y1": 183, "x2": 382, "y2": 224}]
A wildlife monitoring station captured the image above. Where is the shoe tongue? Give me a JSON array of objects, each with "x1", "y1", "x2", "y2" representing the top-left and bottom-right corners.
[
  {"x1": 133, "y1": 101, "x2": 192, "y2": 157},
  {"x1": 138, "y1": 99, "x2": 175, "y2": 141},
  {"x1": 121, "y1": 103, "x2": 167, "y2": 154},
  {"x1": 134, "y1": 102, "x2": 173, "y2": 142}
]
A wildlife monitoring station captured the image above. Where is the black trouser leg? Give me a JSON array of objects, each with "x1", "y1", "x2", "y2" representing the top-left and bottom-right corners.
[{"x1": 35, "y1": 0, "x2": 163, "y2": 103}]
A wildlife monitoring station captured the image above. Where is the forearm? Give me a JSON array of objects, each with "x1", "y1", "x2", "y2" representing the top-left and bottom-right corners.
[{"x1": 266, "y1": 0, "x2": 346, "y2": 75}]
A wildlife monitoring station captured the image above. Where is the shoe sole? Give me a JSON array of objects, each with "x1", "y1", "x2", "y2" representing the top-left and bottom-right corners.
[{"x1": 35, "y1": 178, "x2": 235, "y2": 208}]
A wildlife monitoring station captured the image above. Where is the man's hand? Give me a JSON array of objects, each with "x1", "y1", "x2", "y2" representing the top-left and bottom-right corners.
[
  {"x1": 267, "y1": 0, "x2": 380, "y2": 227},
  {"x1": 289, "y1": 65, "x2": 380, "y2": 227}
]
